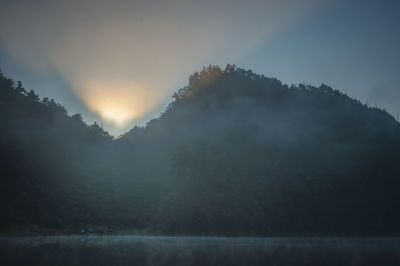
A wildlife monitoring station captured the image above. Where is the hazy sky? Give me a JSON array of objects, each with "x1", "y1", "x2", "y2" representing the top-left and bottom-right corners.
[{"x1": 1, "y1": 0, "x2": 399, "y2": 135}]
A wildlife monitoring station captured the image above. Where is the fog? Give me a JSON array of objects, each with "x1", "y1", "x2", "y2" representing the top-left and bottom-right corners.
[
  {"x1": 1, "y1": 236, "x2": 400, "y2": 266},
  {"x1": 1, "y1": 1, "x2": 400, "y2": 265},
  {"x1": 0, "y1": 0, "x2": 325, "y2": 134}
]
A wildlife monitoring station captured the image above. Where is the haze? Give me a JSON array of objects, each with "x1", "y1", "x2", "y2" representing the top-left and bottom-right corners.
[{"x1": 0, "y1": 0, "x2": 399, "y2": 135}]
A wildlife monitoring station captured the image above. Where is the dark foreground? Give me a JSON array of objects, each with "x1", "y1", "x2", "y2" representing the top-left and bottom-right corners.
[{"x1": 1, "y1": 236, "x2": 399, "y2": 266}]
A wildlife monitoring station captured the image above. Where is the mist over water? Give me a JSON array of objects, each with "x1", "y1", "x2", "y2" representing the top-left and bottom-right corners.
[
  {"x1": 1, "y1": 1, "x2": 400, "y2": 265},
  {"x1": 1, "y1": 236, "x2": 400, "y2": 266}
]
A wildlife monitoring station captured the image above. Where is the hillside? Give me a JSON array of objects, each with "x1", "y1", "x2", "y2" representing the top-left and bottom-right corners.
[
  {"x1": 1, "y1": 65, "x2": 400, "y2": 235},
  {"x1": 0, "y1": 71, "x2": 112, "y2": 233}
]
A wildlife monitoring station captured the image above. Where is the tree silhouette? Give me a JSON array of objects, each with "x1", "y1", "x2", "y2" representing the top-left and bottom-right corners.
[{"x1": 1, "y1": 66, "x2": 400, "y2": 235}]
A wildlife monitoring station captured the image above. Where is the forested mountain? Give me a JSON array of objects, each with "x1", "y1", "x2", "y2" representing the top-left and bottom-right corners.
[
  {"x1": 1, "y1": 65, "x2": 400, "y2": 236},
  {"x1": 0, "y1": 71, "x2": 113, "y2": 232}
]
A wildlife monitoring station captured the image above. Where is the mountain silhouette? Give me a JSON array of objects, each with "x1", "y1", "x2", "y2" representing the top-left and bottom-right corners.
[{"x1": 1, "y1": 65, "x2": 399, "y2": 236}]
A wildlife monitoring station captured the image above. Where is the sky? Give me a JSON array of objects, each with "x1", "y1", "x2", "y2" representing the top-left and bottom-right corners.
[{"x1": 0, "y1": 0, "x2": 399, "y2": 135}]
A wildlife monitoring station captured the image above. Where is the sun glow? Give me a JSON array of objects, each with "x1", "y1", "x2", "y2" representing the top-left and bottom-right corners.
[
  {"x1": 79, "y1": 79, "x2": 161, "y2": 127},
  {"x1": 98, "y1": 106, "x2": 134, "y2": 126},
  {"x1": 0, "y1": 0, "x2": 326, "y2": 134}
]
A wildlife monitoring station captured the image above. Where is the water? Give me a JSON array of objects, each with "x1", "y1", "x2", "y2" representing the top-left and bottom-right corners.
[{"x1": 1, "y1": 236, "x2": 399, "y2": 265}]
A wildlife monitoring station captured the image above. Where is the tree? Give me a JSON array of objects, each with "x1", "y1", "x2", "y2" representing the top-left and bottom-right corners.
[
  {"x1": 188, "y1": 72, "x2": 200, "y2": 86},
  {"x1": 224, "y1": 64, "x2": 237, "y2": 73},
  {"x1": 15, "y1": 81, "x2": 26, "y2": 94},
  {"x1": 27, "y1": 90, "x2": 39, "y2": 101},
  {"x1": 71, "y1": 113, "x2": 83, "y2": 123},
  {"x1": 89, "y1": 122, "x2": 111, "y2": 137}
]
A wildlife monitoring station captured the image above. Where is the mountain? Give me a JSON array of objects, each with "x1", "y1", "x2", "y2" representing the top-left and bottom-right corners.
[
  {"x1": 1, "y1": 65, "x2": 400, "y2": 236},
  {"x1": 0, "y1": 71, "x2": 112, "y2": 233}
]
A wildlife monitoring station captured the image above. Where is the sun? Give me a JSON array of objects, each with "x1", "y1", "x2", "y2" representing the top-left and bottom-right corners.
[
  {"x1": 76, "y1": 79, "x2": 161, "y2": 128},
  {"x1": 99, "y1": 106, "x2": 133, "y2": 126}
]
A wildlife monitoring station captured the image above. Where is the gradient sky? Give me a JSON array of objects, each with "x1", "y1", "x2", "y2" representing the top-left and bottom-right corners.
[{"x1": 1, "y1": 0, "x2": 399, "y2": 135}]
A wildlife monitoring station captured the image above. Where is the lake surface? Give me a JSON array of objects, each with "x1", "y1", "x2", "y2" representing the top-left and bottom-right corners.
[{"x1": 1, "y1": 236, "x2": 399, "y2": 265}]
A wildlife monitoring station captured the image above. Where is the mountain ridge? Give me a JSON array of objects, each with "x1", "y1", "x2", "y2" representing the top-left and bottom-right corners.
[{"x1": 1, "y1": 65, "x2": 399, "y2": 236}]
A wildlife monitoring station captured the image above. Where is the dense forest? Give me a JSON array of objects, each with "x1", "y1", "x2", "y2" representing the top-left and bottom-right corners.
[{"x1": 1, "y1": 65, "x2": 400, "y2": 236}]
